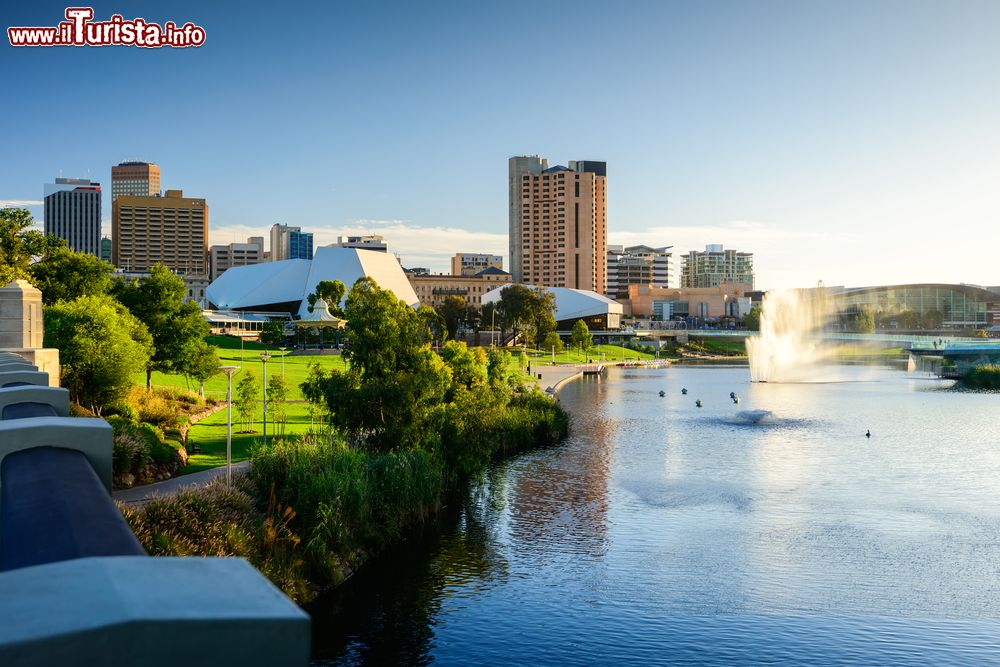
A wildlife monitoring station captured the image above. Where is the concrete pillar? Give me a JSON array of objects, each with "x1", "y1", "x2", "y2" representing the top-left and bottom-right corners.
[{"x1": 0, "y1": 281, "x2": 59, "y2": 387}]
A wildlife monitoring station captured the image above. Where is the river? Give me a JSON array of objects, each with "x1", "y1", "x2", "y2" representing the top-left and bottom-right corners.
[{"x1": 309, "y1": 363, "x2": 1000, "y2": 665}]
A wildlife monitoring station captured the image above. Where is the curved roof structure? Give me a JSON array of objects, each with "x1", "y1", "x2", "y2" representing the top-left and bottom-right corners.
[
  {"x1": 206, "y1": 247, "x2": 419, "y2": 317},
  {"x1": 482, "y1": 284, "x2": 623, "y2": 322},
  {"x1": 839, "y1": 283, "x2": 1000, "y2": 301}
]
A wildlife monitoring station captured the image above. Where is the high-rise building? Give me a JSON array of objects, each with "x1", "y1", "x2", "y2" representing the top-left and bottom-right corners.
[
  {"x1": 43, "y1": 178, "x2": 102, "y2": 256},
  {"x1": 606, "y1": 244, "x2": 672, "y2": 300},
  {"x1": 111, "y1": 161, "x2": 160, "y2": 200},
  {"x1": 508, "y1": 155, "x2": 548, "y2": 283},
  {"x1": 112, "y1": 189, "x2": 208, "y2": 275},
  {"x1": 680, "y1": 244, "x2": 754, "y2": 289},
  {"x1": 101, "y1": 237, "x2": 112, "y2": 263},
  {"x1": 452, "y1": 253, "x2": 502, "y2": 277},
  {"x1": 332, "y1": 235, "x2": 387, "y2": 252},
  {"x1": 269, "y1": 224, "x2": 314, "y2": 261},
  {"x1": 511, "y1": 157, "x2": 607, "y2": 293},
  {"x1": 209, "y1": 236, "x2": 265, "y2": 281}
]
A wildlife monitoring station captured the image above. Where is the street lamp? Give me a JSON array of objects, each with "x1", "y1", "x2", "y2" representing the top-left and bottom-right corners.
[
  {"x1": 220, "y1": 365, "x2": 240, "y2": 487},
  {"x1": 491, "y1": 308, "x2": 496, "y2": 347},
  {"x1": 260, "y1": 352, "x2": 271, "y2": 445},
  {"x1": 279, "y1": 346, "x2": 287, "y2": 378}
]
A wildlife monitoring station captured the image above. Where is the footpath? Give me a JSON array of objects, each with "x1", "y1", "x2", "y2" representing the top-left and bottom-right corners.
[{"x1": 114, "y1": 461, "x2": 250, "y2": 507}]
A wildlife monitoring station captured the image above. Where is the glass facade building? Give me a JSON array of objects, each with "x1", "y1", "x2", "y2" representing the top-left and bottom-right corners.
[{"x1": 835, "y1": 284, "x2": 1000, "y2": 328}]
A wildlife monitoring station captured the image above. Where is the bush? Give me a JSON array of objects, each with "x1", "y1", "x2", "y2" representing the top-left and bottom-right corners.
[
  {"x1": 962, "y1": 364, "x2": 1000, "y2": 389},
  {"x1": 113, "y1": 430, "x2": 150, "y2": 480}
]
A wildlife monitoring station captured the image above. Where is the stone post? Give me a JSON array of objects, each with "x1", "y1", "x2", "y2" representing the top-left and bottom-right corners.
[{"x1": 0, "y1": 280, "x2": 60, "y2": 387}]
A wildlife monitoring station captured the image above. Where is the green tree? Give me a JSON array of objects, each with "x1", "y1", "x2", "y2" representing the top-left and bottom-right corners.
[
  {"x1": 569, "y1": 319, "x2": 593, "y2": 360},
  {"x1": 43, "y1": 295, "x2": 151, "y2": 414},
  {"x1": 439, "y1": 295, "x2": 467, "y2": 340},
  {"x1": 235, "y1": 371, "x2": 259, "y2": 433},
  {"x1": 743, "y1": 306, "x2": 761, "y2": 331},
  {"x1": 183, "y1": 340, "x2": 221, "y2": 398},
  {"x1": 266, "y1": 374, "x2": 289, "y2": 437},
  {"x1": 542, "y1": 331, "x2": 564, "y2": 354},
  {"x1": 260, "y1": 320, "x2": 286, "y2": 346},
  {"x1": 855, "y1": 305, "x2": 876, "y2": 334},
  {"x1": 0, "y1": 207, "x2": 64, "y2": 284},
  {"x1": 497, "y1": 285, "x2": 556, "y2": 347},
  {"x1": 439, "y1": 340, "x2": 488, "y2": 400},
  {"x1": 418, "y1": 305, "x2": 447, "y2": 345},
  {"x1": 486, "y1": 347, "x2": 519, "y2": 391},
  {"x1": 306, "y1": 279, "x2": 347, "y2": 315},
  {"x1": 112, "y1": 264, "x2": 210, "y2": 388},
  {"x1": 29, "y1": 247, "x2": 114, "y2": 305}
]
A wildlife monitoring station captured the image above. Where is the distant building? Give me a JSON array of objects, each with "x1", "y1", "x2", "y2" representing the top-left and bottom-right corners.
[
  {"x1": 408, "y1": 267, "x2": 512, "y2": 308},
  {"x1": 509, "y1": 156, "x2": 607, "y2": 293},
  {"x1": 269, "y1": 224, "x2": 313, "y2": 261},
  {"x1": 332, "y1": 235, "x2": 388, "y2": 253},
  {"x1": 626, "y1": 283, "x2": 752, "y2": 321},
  {"x1": 111, "y1": 161, "x2": 160, "y2": 200},
  {"x1": 43, "y1": 178, "x2": 102, "y2": 256},
  {"x1": 404, "y1": 267, "x2": 431, "y2": 276},
  {"x1": 829, "y1": 283, "x2": 1000, "y2": 330},
  {"x1": 452, "y1": 253, "x2": 502, "y2": 277},
  {"x1": 209, "y1": 237, "x2": 265, "y2": 281},
  {"x1": 113, "y1": 189, "x2": 207, "y2": 276},
  {"x1": 483, "y1": 284, "x2": 623, "y2": 331},
  {"x1": 100, "y1": 237, "x2": 112, "y2": 263},
  {"x1": 680, "y1": 244, "x2": 754, "y2": 289},
  {"x1": 606, "y1": 244, "x2": 672, "y2": 300}
]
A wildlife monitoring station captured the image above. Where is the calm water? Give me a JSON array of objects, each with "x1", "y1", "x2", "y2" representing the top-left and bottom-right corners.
[{"x1": 310, "y1": 364, "x2": 1000, "y2": 665}]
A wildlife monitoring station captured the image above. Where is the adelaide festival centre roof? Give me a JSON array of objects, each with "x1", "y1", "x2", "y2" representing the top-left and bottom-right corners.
[
  {"x1": 205, "y1": 246, "x2": 419, "y2": 318},
  {"x1": 481, "y1": 284, "x2": 623, "y2": 323}
]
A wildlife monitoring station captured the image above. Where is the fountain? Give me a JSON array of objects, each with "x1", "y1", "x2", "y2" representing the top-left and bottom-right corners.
[{"x1": 747, "y1": 287, "x2": 834, "y2": 383}]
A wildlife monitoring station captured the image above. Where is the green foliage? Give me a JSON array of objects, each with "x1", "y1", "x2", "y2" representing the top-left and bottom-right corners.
[
  {"x1": 854, "y1": 304, "x2": 876, "y2": 334},
  {"x1": 183, "y1": 340, "x2": 221, "y2": 396},
  {"x1": 306, "y1": 279, "x2": 347, "y2": 315},
  {"x1": 120, "y1": 478, "x2": 311, "y2": 602},
  {"x1": 962, "y1": 364, "x2": 1000, "y2": 389},
  {"x1": 0, "y1": 207, "x2": 64, "y2": 284},
  {"x1": 250, "y1": 436, "x2": 442, "y2": 585},
  {"x1": 266, "y1": 374, "x2": 289, "y2": 436},
  {"x1": 235, "y1": 371, "x2": 259, "y2": 432},
  {"x1": 417, "y1": 305, "x2": 447, "y2": 345},
  {"x1": 743, "y1": 306, "x2": 761, "y2": 331},
  {"x1": 112, "y1": 264, "x2": 211, "y2": 387},
  {"x1": 43, "y1": 295, "x2": 151, "y2": 414},
  {"x1": 486, "y1": 347, "x2": 519, "y2": 390},
  {"x1": 29, "y1": 247, "x2": 114, "y2": 305},
  {"x1": 497, "y1": 284, "x2": 557, "y2": 347},
  {"x1": 439, "y1": 340, "x2": 488, "y2": 400},
  {"x1": 569, "y1": 319, "x2": 594, "y2": 354},
  {"x1": 259, "y1": 320, "x2": 286, "y2": 345},
  {"x1": 542, "y1": 331, "x2": 564, "y2": 353},
  {"x1": 438, "y1": 295, "x2": 468, "y2": 340}
]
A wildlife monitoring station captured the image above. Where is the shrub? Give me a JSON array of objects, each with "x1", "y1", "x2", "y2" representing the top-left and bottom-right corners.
[
  {"x1": 112, "y1": 430, "x2": 150, "y2": 479},
  {"x1": 962, "y1": 364, "x2": 1000, "y2": 390}
]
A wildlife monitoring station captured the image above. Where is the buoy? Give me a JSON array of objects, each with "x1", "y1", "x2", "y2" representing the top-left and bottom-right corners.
[
  {"x1": 659, "y1": 390, "x2": 665, "y2": 397},
  {"x1": 866, "y1": 429, "x2": 871, "y2": 438},
  {"x1": 695, "y1": 399, "x2": 703, "y2": 408},
  {"x1": 732, "y1": 396, "x2": 740, "y2": 404},
  {"x1": 681, "y1": 388, "x2": 688, "y2": 395},
  {"x1": 729, "y1": 391, "x2": 736, "y2": 399}
]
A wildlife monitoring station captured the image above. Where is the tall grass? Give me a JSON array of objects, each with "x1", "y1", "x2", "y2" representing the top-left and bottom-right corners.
[{"x1": 961, "y1": 364, "x2": 1000, "y2": 389}]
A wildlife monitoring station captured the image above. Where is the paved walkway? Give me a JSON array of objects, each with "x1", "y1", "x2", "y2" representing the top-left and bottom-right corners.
[
  {"x1": 529, "y1": 364, "x2": 597, "y2": 393},
  {"x1": 113, "y1": 460, "x2": 250, "y2": 507}
]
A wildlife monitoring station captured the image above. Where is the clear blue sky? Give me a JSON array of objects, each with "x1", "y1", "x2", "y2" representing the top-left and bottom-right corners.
[{"x1": 3, "y1": 0, "x2": 999, "y2": 288}]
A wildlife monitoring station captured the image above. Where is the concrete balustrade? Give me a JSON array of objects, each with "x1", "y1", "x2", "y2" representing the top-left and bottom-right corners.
[
  {"x1": 0, "y1": 370, "x2": 50, "y2": 387},
  {"x1": 0, "y1": 417, "x2": 113, "y2": 495},
  {"x1": 0, "y1": 557, "x2": 311, "y2": 666},
  {"x1": 0, "y1": 362, "x2": 36, "y2": 372},
  {"x1": 0, "y1": 385, "x2": 69, "y2": 419}
]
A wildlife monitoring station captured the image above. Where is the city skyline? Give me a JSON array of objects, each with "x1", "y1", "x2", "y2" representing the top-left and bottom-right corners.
[{"x1": 3, "y1": 1, "x2": 1000, "y2": 289}]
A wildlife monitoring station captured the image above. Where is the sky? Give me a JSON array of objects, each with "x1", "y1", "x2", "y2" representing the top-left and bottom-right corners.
[{"x1": 2, "y1": 0, "x2": 999, "y2": 289}]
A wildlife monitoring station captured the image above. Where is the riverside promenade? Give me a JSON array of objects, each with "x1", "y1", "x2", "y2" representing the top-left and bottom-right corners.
[{"x1": 531, "y1": 363, "x2": 606, "y2": 394}]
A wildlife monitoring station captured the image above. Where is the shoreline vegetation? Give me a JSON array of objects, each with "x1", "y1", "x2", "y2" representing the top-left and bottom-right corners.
[{"x1": 119, "y1": 279, "x2": 569, "y2": 601}]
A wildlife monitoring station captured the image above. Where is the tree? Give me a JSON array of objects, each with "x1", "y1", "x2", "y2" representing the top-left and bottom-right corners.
[
  {"x1": 0, "y1": 207, "x2": 64, "y2": 284},
  {"x1": 542, "y1": 331, "x2": 564, "y2": 354},
  {"x1": 743, "y1": 306, "x2": 761, "y2": 331},
  {"x1": 182, "y1": 340, "x2": 221, "y2": 398},
  {"x1": 29, "y1": 247, "x2": 114, "y2": 305},
  {"x1": 569, "y1": 319, "x2": 593, "y2": 359},
  {"x1": 266, "y1": 374, "x2": 289, "y2": 437},
  {"x1": 418, "y1": 305, "x2": 447, "y2": 345},
  {"x1": 260, "y1": 320, "x2": 286, "y2": 346},
  {"x1": 439, "y1": 340, "x2": 488, "y2": 400},
  {"x1": 439, "y1": 295, "x2": 467, "y2": 340},
  {"x1": 43, "y1": 295, "x2": 151, "y2": 414},
  {"x1": 235, "y1": 371, "x2": 259, "y2": 433},
  {"x1": 854, "y1": 305, "x2": 875, "y2": 334},
  {"x1": 497, "y1": 285, "x2": 556, "y2": 347},
  {"x1": 112, "y1": 264, "x2": 210, "y2": 388},
  {"x1": 306, "y1": 279, "x2": 347, "y2": 315}
]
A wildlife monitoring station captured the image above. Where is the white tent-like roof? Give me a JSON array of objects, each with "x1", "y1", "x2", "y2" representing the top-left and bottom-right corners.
[
  {"x1": 481, "y1": 284, "x2": 623, "y2": 322},
  {"x1": 294, "y1": 298, "x2": 345, "y2": 328},
  {"x1": 206, "y1": 247, "x2": 419, "y2": 316}
]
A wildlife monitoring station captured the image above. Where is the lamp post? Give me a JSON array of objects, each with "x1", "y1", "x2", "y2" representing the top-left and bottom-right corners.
[
  {"x1": 279, "y1": 346, "x2": 287, "y2": 378},
  {"x1": 220, "y1": 366, "x2": 240, "y2": 487},
  {"x1": 260, "y1": 352, "x2": 271, "y2": 445},
  {"x1": 491, "y1": 308, "x2": 496, "y2": 347}
]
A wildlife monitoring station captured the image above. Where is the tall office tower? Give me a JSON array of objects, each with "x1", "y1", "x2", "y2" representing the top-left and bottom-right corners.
[
  {"x1": 680, "y1": 244, "x2": 754, "y2": 289},
  {"x1": 101, "y1": 237, "x2": 112, "y2": 263},
  {"x1": 113, "y1": 189, "x2": 208, "y2": 275},
  {"x1": 452, "y1": 253, "x2": 503, "y2": 276},
  {"x1": 333, "y1": 235, "x2": 387, "y2": 252},
  {"x1": 606, "y1": 244, "x2": 673, "y2": 300},
  {"x1": 43, "y1": 178, "x2": 102, "y2": 256},
  {"x1": 111, "y1": 161, "x2": 160, "y2": 200},
  {"x1": 508, "y1": 155, "x2": 548, "y2": 283},
  {"x1": 513, "y1": 158, "x2": 607, "y2": 293},
  {"x1": 269, "y1": 223, "x2": 314, "y2": 261}
]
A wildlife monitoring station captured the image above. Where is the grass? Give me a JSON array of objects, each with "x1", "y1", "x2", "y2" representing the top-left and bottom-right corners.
[
  {"x1": 136, "y1": 335, "x2": 349, "y2": 401},
  {"x1": 525, "y1": 343, "x2": 658, "y2": 364}
]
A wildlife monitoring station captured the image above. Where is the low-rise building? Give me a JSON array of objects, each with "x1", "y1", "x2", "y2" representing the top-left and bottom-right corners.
[
  {"x1": 452, "y1": 253, "x2": 503, "y2": 277},
  {"x1": 408, "y1": 267, "x2": 512, "y2": 308},
  {"x1": 626, "y1": 283, "x2": 753, "y2": 321},
  {"x1": 209, "y1": 237, "x2": 265, "y2": 281}
]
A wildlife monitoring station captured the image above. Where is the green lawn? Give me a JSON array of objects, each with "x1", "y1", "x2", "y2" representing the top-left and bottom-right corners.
[
  {"x1": 136, "y1": 335, "x2": 349, "y2": 401},
  {"x1": 525, "y1": 343, "x2": 658, "y2": 364}
]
